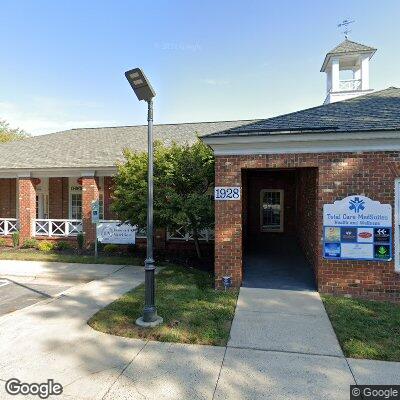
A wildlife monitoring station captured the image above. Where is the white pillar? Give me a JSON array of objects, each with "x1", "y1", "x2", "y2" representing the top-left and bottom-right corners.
[
  {"x1": 361, "y1": 55, "x2": 370, "y2": 91},
  {"x1": 331, "y1": 57, "x2": 340, "y2": 92},
  {"x1": 326, "y1": 70, "x2": 332, "y2": 93}
]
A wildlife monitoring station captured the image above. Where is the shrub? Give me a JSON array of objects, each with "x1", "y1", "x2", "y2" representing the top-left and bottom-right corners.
[
  {"x1": 103, "y1": 244, "x2": 119, "y2": 254},
  {"x1": 55, "y1": 241, "x2": 71, "y2": 251},
  {"x1": 77, "y1": 233, "x2": 84, "y2": 250},
  {"x1": 12, "y1": 231, "x2": 19, "y2": 248},
  {"x1": 0, "y1": 238, "x2": 7, "y2": 247},
  {"x1": 37, "y1": 241, "x2": 55, "y2": 252},
  {"x1": 22, "y1": 238, "x2": 38, "y2": 249}
]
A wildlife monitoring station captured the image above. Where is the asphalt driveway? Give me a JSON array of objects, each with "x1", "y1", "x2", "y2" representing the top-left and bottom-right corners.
[{"x1": 0, "y1": 277, "x2": 72, "y2": 316}]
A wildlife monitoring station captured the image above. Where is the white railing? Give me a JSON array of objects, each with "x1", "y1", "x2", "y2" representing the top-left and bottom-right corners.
[
  {"x1": 167, "y1": 227, "x2": 215, "y2": 242},
  {"x1": 0, "y1": 218, "x2": 19, "y2": 236},
  {"x1": 339, "y1": 79, "x2": 361, "y2": 91},
  {"x1": 35, "y1": 219, "x2": 83, "y2": 237}
]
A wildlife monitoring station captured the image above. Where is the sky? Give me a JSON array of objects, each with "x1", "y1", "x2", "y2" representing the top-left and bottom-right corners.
[{"x1": 1, "y1": 0, "x2": 399, "y2": 136}]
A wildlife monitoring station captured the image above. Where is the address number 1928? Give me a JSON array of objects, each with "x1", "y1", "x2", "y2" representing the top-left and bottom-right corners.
[{"x1": 214, "y1": 187, "x2": 241, "y2": 201}]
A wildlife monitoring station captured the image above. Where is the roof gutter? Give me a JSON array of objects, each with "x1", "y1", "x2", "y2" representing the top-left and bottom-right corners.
[{"x1": 202, "y1": 130, "x2": 400, "y2": 156}]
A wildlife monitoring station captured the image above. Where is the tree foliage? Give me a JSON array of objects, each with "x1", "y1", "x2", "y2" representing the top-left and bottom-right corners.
[
  {"x1": 0, "y1": 120, "x2": 29, "y2": 143},
  {"x1": 112, "y1": 139, "x2": 215, "y2": 257}
]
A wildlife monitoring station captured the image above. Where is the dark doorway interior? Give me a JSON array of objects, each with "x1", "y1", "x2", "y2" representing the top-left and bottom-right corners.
[{"x1": 242, "y1": 168, "x2": 318, "y2": 291}]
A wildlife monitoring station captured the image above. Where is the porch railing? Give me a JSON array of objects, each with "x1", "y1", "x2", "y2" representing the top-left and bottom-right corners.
[
  {"x1": 167, "y1": 227, "x2": 215, "y2": 242},
  {"x1": 339, "y1": 79, "x2": 361, "y2": 91},
  {"x1": 0, "y1": 218, "x2": 19, "y2": 236},
  {"x1": 34, "y1": 219, "x2": 83, "y2": 237}
]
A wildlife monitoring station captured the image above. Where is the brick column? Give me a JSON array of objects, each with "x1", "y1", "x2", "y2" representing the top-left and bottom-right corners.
[
  {"x1": 82, "y1": 175, "x2": 99, "y2": 247},
  {"x1": 18, "y1": 177, "x2": 37, "y2": 242},
  {"x1": 214, "y1": 157, "x2": 243, "y2": 289}
]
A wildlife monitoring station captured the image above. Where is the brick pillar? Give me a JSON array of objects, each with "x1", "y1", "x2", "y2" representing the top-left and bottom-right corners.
[
  {"x1": 18, "y1": 177, "x2": 37, "y2": 242},
  {"x1": 214, "y1": 158, "x2": 243, "y2": 289},
  {"x1": 82, "y1": 175, "x2": 99, "y2": 246}
]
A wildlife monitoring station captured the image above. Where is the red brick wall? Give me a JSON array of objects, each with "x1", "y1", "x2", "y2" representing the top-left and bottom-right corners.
[
  {"x1": 0, "y1": 178, "x2": 16, "y2": 218},
  {"x1": 215, "y1": 152, "x2": 400, "y2": 302},
  {"x1": 104, "y1": 176, "x2": 117, "y2": 220},
  {"x1": 18, "y1": 178, "x2": 36, "y2": 240},
  {"x1": 296, "y1": 168, "x2": 319, "y2": 279},
  {"x1": 82, "y1": 176, "x2": 99, "y2": 246},
  {"x1": 49, "y1": 178, "x2": 69, "y2": 219}
]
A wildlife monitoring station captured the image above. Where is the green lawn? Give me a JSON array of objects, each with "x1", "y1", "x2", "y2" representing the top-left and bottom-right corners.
[
  {"x1": 88, "y1": 265, "x2": 238, "y2": 346},
  {"x1": 0, "y1": 249, "x2": 142, "y2": 265},
  {"x1": 322, "y1": 295, "x2": 400, "y2": 361}
]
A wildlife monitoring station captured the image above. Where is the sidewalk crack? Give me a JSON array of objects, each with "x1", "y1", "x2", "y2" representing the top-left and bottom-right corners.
[
  {"x1": 212, "y1": 346, "x2": 227, "y2": 400},
  {"x1": 345, "y1": 358, "x2": 359, "y2": 386},
  {"x1": 101, "y1": 340, "x2": 149, "y2": 400}
]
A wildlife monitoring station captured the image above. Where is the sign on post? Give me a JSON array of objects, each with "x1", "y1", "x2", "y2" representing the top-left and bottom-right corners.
[
  {"x1": 323, "y1": 195, "x2": 392, "y2": 261},
  {"x1": 91, "y1": 200, "x2": 100, "y2": 224},
  {"x1": 214, "y1": 187, "x2": 241, "y2": 200},
  {"x1": 97, "y1": 222, "x2": 136, "y2": 244}
]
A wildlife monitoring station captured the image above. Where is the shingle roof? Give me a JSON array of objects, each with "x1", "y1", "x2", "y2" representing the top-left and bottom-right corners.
[
  {"x1": 0, "y1": 120, "x2": 258, "y2": 170},
  {"x1": 204, "y1": 87, "x2": 400, "y2": 138},
  {"x1": 320, "y1": 39, "x2": 376, "y2": 72},
  {"x1": 327, "y1": 39, "x2": 376, "y2": 55}
]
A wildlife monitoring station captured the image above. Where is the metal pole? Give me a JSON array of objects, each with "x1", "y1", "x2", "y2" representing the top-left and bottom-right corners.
[
  {"x1": 94, "y1": 223, "x2": 98, "y2": 258},
  {"x1": 142, "y1": 99, "x2": 157, "y2": 322}
]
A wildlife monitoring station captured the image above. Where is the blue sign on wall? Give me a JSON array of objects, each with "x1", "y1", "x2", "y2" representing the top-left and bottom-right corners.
[{"x1": 323, "y1": 196, "x2": 392, "y2": 261}]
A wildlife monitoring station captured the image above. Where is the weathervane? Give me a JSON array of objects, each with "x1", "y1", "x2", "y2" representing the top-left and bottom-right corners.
[{"x1": 337, "y1": 19, "x2": 355, "y2": 39}]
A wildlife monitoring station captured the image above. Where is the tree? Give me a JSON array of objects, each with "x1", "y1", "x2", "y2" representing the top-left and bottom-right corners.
[
  {"x1": 0, "y1": 120, "x2": 29, "y2": 143},
  {"x1": 112, "y1": 139, "x2": 215, "y2": 258}
]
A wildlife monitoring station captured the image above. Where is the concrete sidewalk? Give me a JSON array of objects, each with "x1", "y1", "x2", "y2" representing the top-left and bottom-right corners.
[
  {"x1": 228, "y1": 287, "x2": 343, "y2": 356},
  {"x1": 0, "y1": 260, "x2": 127, "y2": 282},
  {"x1": 0, "y1": 264, "x2": 399, "y2": 399}
]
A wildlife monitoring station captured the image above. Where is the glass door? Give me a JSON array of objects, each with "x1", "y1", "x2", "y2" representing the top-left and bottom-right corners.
[{"x1": 260, "y1": 189, "x2": 284, "y2": 232}]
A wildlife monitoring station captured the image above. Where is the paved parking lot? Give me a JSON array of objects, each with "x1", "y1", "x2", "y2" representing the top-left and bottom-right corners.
[{"x1": 0, "y1": 277, "x2": 73, "y2": 316}]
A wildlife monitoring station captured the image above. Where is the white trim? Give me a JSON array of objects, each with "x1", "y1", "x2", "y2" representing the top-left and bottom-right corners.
[
  {"x1": 395, "y1": 178, "x2": 400, "y2": 272},
  {"x1": 203, "y1": 130, "x2": 400, "y2": 156},
  {"x1": 260, "y1": 189, "x2": 284, "y2": 233},
  {"x1": 81, "y1": 171, "x2": 95, "y2": 177},
  {"x1": 0, "y1": 167, "x2": 116, "y2": 179}
]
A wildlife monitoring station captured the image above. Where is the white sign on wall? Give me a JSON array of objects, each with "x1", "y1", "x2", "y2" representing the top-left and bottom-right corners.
[
  {"x1": 97, "y1": 222, "x2": 136, "y2": 244},
  {"x1": 214, "y1": 187, "x2": 241, "y2": 201},
  {"x1": 323, "y1": 195, "x2": 392, "y2": 261}
]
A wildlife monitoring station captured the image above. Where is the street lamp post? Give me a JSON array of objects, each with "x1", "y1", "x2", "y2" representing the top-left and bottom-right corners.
[{"x1": 125, "y1": 68, "x2": 163, "y2": 327}]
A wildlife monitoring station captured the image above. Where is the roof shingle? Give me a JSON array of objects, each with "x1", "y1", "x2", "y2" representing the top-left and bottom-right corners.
[
  {"x1": 0, "y1": 120, "x2": 257, "y2": 170},
  {"x1": 327, "y1": 39, "x2": 376, "y2": 55},
  {"x1": 205, "y1": 87, "x2": 400, "y2": 138}
]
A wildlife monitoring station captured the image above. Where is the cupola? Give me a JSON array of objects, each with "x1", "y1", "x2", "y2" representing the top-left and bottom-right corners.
[{"x1": 321, "y1": 39, "x2": 376, "y2": 104}]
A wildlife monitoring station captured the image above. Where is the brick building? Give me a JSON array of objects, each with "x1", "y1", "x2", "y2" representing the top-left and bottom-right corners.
[
  {"x1": 1, "y1": 39, "x2": 400, "y2": 301},
  {"x1": 202, "y1": 40, "x2": 400, "y2": 301},
  {"x1": 0, "y1": 121, "x2": 252, "y2": 252}
]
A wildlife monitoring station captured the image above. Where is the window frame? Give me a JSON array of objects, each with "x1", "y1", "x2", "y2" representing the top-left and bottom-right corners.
[{"x1": 260, "y1": 189, "x2": 284, "y2": 233}]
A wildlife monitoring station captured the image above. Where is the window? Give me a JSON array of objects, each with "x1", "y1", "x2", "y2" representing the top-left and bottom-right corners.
[
  {"x1": 260, "y1": 189, "x2": 284, "y2": 232},
  {"x1": 71, "y1": 193, "x2": 82, "y2": 220}
]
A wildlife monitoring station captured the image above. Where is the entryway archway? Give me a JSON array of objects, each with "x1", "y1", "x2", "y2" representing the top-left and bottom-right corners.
[{"x1": 242, "y1": 168, "x2": 318, "y2": 290}]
